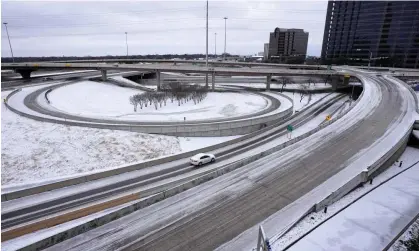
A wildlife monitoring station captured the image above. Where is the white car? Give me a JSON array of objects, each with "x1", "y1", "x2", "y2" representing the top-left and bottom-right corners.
[{"x1": 190, "y1": 153, "x2": 216, "y2": 166}]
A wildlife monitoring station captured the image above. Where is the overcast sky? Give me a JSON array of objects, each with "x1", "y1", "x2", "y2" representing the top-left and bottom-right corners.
[{"x1": 1, "y1": 0, "x2": 328, "y2": 57}]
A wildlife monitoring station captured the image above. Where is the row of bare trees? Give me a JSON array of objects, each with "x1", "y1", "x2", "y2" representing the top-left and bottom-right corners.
[{"x1": 129, "y1": 82, "x2": 208, "y2": 111}]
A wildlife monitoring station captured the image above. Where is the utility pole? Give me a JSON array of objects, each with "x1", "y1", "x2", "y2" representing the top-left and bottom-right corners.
[
  {"x1": 215, "y1": 32, "x2": 217, "y2": 57},
  {"x1": 206, "y1": 0, "x2": 208, "y2": 68},
  {"x1": 3, "y1": 22, "x2": 14, "y2": 62},
  {"x1": 205, "y1": 0, "x2": 209, "y2": 88},
  {"x1": 125, "y1": 32, "x2": 129, "y2": 57},
  {"x1": 223, "y1": 17, "x2": 228, "y2": 60}
]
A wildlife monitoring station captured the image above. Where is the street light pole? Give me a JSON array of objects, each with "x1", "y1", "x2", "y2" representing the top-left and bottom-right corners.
[
  {"x1": 3, "y1": 22, "x2": 14, "y2": 62},
  {"x1": 125, "y1": 32, "x2": 129, "y2": 57},
  {"x1": 223, "y1": 17, "x2": 228, "y2": 60},
  {"x1": 205, "y1": 0, "x2": 209, "y2": 88},
  {"x1": 206, "y1": 0, "x2": 208, "y2": 68},
  {"x1": 356, "y1": 48, "x2": 372, "y2": 70},
  {"x1": 215, "y1": 32, "x2": 217, "y2": 57}
]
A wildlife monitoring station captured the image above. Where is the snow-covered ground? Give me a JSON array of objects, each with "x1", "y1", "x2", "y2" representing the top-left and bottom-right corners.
[
  {"x1": 48, "y1": 81, "x2": 269, "y2": 122},
  {"x1": 280, "y1": 92, "x2": 331, "y2": 112},
  {"x1": 285, "y1": 146, "x2": 419, "y2": 251},
  {"x1": 1, "y1": 104, "x2": 178, "y2": 186},
  {"x1": 178, "y1": 136, "x2": 241, "y2": 153},
  {"x1": 1, "y1": 90, "x2": 237, "y2": 186}
]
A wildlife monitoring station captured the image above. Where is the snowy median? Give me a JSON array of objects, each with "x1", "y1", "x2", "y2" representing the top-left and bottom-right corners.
[{"x1": 47, "y1": 81, "x2": 270, "y2": 122}]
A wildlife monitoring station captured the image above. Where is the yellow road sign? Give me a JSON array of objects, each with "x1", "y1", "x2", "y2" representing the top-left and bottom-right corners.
[{"x1": 326, "y1": 115, "x2": 332, "y2": 121}]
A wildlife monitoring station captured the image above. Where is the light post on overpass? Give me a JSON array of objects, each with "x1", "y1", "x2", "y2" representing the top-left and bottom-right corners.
[
  {"x1": 3, "y1": 22, "x2": 14, "y2": 63},
  {"x1": 214, "y1": 32, "x2": 217, "y2": 57},
  {"x1": 205, "y1": 0, "x2": 209, "y2": 88},
  {"x1": 223, "y1": 17, "x2": 228, "y2": 60},
  {"x1": 356, "y1": 48, "x2": 372, "y2": 70},
  {"x1": 125, "y1": 32, "x2": 129, "y2": 57}
]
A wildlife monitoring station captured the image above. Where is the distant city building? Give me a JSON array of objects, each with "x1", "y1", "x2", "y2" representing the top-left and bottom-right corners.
[
  {"x1": 321, "y1": 1, "x2": 419, "y2": 68},
  {"x1": 268, "y1": 28, "x2": 309, "y2": 63},
  {"x1": 263, "y1": 43, "x2": 269, "y2": 61}
]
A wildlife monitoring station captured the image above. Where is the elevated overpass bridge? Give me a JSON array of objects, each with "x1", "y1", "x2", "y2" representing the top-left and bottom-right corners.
[
  {"x1": 51, "y1": 58, "x2": 329, "y2": 70},
  {"x1": 2, "y1": 62, "x2": 348, "y2": 90}
]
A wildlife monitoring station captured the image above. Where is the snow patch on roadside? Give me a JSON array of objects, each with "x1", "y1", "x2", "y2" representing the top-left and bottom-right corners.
[
  {"x1": 280, "y1": 92, "x2": 331, "y2": 112},
  {"x1": 179, "y1": 135, "x2": 241, "y2": 153},
  {"x1": 1, "y1": 99, "x2": 181, "y2": 186}
]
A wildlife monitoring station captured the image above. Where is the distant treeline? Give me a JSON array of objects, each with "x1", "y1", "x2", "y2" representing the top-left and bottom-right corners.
[{"x1": 1, "y1": 53, "x2": 236, "y2": 63}]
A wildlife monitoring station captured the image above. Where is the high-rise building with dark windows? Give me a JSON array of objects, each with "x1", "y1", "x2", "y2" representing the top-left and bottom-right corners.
[
  {"x1": 268, "y1": 28, "x2": 309, "y2": 63},
  {"x1": 321, "y1": 1, "x2": 419, "y2": 68}
]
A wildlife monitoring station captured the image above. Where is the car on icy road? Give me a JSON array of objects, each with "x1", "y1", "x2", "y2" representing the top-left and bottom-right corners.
[{"x1": 190, "y1": 153, "x2": 216, "y2": 166}]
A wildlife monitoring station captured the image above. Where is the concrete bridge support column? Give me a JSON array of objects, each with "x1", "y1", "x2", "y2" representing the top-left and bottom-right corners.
[
  {"x1": 211, "y1": 72, "x2": 215, "y2": 91},
  {"x1": 156, "y1": 70, "x2": 161, "y2": 91},
  {"x1": 101, "y1": 70, "x2": 107, "y2": 81},
  {"x1": 205, "y1": 73, "x2": 209, "y2": 88},
  {"x1": 16, "y1": 69, "x2": 34, "y2": 79},
  {"x1": 266, "y1": 74, "x2": 272, "y2": 91},
  {"x1": 331, "y1": 76, "x2": 339, "y2": 91}
]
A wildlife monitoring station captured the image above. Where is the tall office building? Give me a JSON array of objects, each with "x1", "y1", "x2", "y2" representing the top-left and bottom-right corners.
[
  {"x1": 268, "y1": 28, "x2": 309, "y2": 63},
  {"x1": 321, "y1": 1, "x2": 419, "y2": 68}
]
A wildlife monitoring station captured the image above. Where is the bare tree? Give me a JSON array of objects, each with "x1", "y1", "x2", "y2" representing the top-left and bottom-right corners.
[
  {"x1": 135, "y1": 93, "x2": 145, "y2": 110},
  {"x1": 147, "y1": 93, "x2": 154, "y2": 106},
  {"x1": 162, "y1": 92, "x2": 168, "y2": 106},
  {"x1": 192, "y1": 91, "x2": 198, "y2": 104},
  {"x1": 129, "y1": 96, "x2": 138, "y2": 112},
  {"x1": 157, "y1": 93, "x2": 165, "y2": 108},
  {"x1": 307, "y1": 77, "x2": 316, "y2": 86},
  {"x1": 143, "y1": 93, "x2": 150, "y2": 107},
  {"x1": 280, "y1": 76, "x2": 292, "y2": 92},
  {"x1": 299, "y1": 84, "x2": 311, "y2": 103},
  {"x1": 168, "y1": 92, "x2": 175, "y2": 103}
]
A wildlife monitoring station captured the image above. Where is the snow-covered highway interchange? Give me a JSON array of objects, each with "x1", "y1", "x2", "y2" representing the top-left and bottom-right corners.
[{"x1": 1, "y1": 64, "x2": 418, "y2": 251}]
